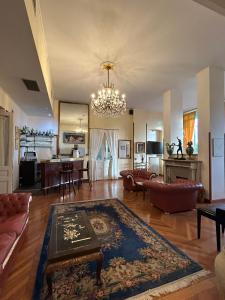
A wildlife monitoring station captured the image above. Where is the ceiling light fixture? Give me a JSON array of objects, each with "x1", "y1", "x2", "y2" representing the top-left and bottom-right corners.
[
  {"x1": 90, "y1": 61, "x2": 127, "y2": 118},
  {"x1": 75, "y1": 118, "x2": 87, "y2": 133}
]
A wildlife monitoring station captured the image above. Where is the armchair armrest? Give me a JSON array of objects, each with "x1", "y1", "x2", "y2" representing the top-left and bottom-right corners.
[
  {"x1": 15, "y1": 193, "x2": 32, "y2": 213},
  {"x1": 149, "y1": 173, "x2": 157, "y2": 180},
  {"x1": 127, "y1": 174, "x2": 135, "y2": 187}
]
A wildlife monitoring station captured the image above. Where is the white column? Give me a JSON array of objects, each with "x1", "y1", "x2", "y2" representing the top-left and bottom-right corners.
[
  {"x1": 197, "y1": 66, "x2": 225, "y2": 200},
  {"x1": 163, "y1": 89, "x2": 183, "y2": 155}
]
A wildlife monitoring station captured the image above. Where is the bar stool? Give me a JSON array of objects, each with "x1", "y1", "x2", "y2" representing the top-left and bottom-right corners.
[
  {"x1": 59, "y1": 163, "x2": 76, "y2": 200},
  {"x1": 78, "y1": 161, "x2": 92, "y2": 190}
]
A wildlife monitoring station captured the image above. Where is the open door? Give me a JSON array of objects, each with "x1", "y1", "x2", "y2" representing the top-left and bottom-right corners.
[
  {"x1": 96, "y1": 138, "x2": 111, "y2": 180},
  {"x1": 0, "y1": 109, "x2": 13, "y2": 193}
]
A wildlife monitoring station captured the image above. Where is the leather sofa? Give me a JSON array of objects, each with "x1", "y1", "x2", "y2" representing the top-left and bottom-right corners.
[
  {"x1": 143, "y1": 181, "x2": 203, "y2": 213},
  {"x1": 174, "y1": 178, "x2": 205, "y2": 203},
  {"x1": 0, "y1": 193, "x2": 31, "y2": 292},
  {"x1": 120, "y1": 169, "x2": 157, "y2": 192}
]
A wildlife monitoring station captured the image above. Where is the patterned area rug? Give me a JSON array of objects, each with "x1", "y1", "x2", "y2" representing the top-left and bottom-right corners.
[{"x1": 33, "y1": 199, "x2": 209, "y2": 300}]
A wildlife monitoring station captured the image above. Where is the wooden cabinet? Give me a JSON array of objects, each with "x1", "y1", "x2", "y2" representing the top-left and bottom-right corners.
[
  {"x1": 20, "y1": 161, "x2": 37, "y2": 186},
  {"x1": 40, "y1": 160, "x2": 83, "y2": 192}
]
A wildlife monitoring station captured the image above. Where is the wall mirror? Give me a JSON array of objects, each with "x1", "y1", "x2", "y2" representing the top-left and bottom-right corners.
[{"x1": 58, "y1": 101, "x2": 89, "y2": 157}]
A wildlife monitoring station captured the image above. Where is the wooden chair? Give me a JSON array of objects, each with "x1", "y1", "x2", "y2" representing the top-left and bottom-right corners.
[
  {"x1": 216, "y1": 208, "x2": 225, "y2": 252},
  {"x1": 59, "y1": 163, "x2": 76, "y2": 200},
  {"x1": 197, "y1": 205, "x2": 225, "y2": 252},
  {"x1": 78, "y1": 161, "x2": 92, "y2": 190}
]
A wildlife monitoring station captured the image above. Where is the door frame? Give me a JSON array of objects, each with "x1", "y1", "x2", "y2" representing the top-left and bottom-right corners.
[{"x1": 0, "y1": 109, "x2": 13, "y2": 193}]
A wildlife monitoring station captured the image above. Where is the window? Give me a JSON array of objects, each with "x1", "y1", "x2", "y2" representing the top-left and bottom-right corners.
[
  {"x1": 183, "y1": 110, "x2": 198, "y2": 154},
  {"x1": 96, "y1": 138, "x2": 111, "y2": 160}
]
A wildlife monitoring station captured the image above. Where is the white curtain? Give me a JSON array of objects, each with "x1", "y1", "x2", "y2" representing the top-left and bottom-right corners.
[
  {"x1": 105, "y1": 130, "x2": 118, "y2": 179},
  {"x1": 90, "y1": 129, "x2": 105, "y2": 181}
]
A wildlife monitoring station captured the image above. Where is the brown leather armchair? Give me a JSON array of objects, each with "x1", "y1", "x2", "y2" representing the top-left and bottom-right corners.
[
  {"x1": 120, "y1": 169, "x2": 157, "y2": 192},
  {"x1": 143, "y1": 181, "x2": 203, "y2": 213},
  {"x1": 0, "y1": 193, "x2": 31, "y2": 293}
]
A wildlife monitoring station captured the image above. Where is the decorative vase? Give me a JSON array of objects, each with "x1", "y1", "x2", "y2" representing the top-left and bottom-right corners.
[
  {"x1": 166, "y1": 143, "x2": 175, "y2": 158},
  {"x1": 186, "y1": 141, "x2": 194, "y2": 159}
]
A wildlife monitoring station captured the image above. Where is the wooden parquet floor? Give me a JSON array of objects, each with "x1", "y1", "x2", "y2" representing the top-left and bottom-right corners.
[{"x1": 1, "y1": 180, "x2": 224, "y2": 300}]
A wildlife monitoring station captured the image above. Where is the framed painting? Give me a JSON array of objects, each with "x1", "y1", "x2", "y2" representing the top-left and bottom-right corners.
[
  {"x1": 136, "y1": 142, "x2": 145, "y2": 153},
  {"x1": 212, "y1": 138, "x2": 224, "y2": 157},
  {"x1": 63, "y1": 132, "x2": 85, "y2": 144},
  {"x1": 118, "y1": 140, "x2": 131, "y2": 159}
]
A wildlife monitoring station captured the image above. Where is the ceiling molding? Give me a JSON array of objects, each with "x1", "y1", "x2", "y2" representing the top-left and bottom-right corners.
[{"x1": 193, "y1": 0, "x2": 225, "y2": 16}]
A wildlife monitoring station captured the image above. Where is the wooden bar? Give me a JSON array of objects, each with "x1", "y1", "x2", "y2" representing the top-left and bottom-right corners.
[{"x1": 40, "y1": 160, "x2": 83, "y2": 192}]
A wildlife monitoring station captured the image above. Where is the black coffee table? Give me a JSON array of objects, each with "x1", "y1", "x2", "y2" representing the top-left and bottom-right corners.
[{"x1": 45, "y1": 209, "x2": 103, "y2": 296}]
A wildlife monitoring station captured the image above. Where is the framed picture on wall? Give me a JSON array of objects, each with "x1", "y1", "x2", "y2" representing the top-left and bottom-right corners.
[
  {"x1": 63, "y1": 132, "x2": 85, "y2": 144},
  {"x1": 212, "y1": 138, "x2": 224, "y2": 157},
  {"x1": 118, "y1": 140, "x2": 131, "y2": 159},
  {"x1": 136, "y1": 142, "x2": 145, "y2": 153}
]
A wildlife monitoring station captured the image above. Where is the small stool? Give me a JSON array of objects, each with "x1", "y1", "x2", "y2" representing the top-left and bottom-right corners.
[{"x1": 59, "y1": 169, "x2": 76, "y2": 200}]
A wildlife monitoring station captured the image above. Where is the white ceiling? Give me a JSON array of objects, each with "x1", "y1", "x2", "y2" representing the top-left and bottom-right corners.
[
  {"x1": 39, "y1": 0, "x2": 225, "y2": 112},
  {"x1": 0, "y1": 0, "x2": 52, "y2": 116}
]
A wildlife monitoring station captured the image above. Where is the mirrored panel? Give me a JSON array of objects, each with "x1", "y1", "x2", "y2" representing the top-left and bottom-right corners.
[{"x1": 59, "y1": 102, "x2": 89, "y2": 157}]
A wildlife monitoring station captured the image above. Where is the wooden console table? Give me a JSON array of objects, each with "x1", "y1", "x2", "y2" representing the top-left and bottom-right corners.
[
  {"x1": 162, "y1": 159, "x2": 202, "y2": 183},
  {"x1": 40, "y1": 160, "x2": 83, "y2": 193}
]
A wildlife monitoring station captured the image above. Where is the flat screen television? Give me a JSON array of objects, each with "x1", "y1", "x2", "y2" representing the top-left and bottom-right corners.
[{"x1": 146, "y1": 141, "x2": 163, "y2": 155}]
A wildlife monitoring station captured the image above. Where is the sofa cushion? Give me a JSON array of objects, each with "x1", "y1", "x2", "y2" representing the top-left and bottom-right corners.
[
  {"x1": 0, "y1": 232, "x2": 17, "y2": 274},
  {"x1": 134, "y1": 177, "x2": 146, "y2": 183},
  {"x1": 0, "y1": 213, "x2": 28, "y2": 236}
]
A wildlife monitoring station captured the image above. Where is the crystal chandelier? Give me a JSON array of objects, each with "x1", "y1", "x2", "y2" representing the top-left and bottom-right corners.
[{"x1": 90, "y1": 61, "x2": 127, "y2": 117}]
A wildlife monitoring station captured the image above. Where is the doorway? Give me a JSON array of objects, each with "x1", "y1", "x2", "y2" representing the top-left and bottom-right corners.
[
  {"x1": 96, "y1": 137, "x2": 112, "y2": 180},
  {"x1": 90, "y1": 128, "x2": 118, "y2": 181}
]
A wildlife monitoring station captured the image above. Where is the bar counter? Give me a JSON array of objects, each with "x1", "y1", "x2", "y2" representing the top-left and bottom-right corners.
[{"x1": 40, "y1": 159, "x2": 84, "y2": 192}]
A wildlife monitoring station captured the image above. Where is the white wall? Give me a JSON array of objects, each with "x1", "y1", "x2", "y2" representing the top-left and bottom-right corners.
[
  {"x1": 163, "y1": 89, "x2": 183, "y2": 155},
  {"x1": 26, "y1": 115, "x2": 57, "y2": 133},
  {"x1": 0, "y1": 86, "x2": 28, "y2": 190},
  {"x1": 197, "y1": 66, "x2": 225, "y2": 200}
]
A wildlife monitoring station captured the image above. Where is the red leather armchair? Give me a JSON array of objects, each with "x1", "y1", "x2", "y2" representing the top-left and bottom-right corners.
[
  {"x1": 143, "y1": 181, "x2": 203, "y2": 213},
  {"x1": 0, "y1": 193, "x2": 31, "y2": 293},
  {"x1": 120, "y1": 169, "x2": 157, "y2": 192}
]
